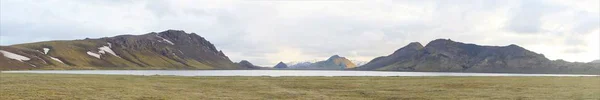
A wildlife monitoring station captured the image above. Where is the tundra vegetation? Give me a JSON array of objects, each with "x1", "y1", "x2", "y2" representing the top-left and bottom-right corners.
[{"x1": 1, "y1": 73, "x2": 598, "y2": 100}]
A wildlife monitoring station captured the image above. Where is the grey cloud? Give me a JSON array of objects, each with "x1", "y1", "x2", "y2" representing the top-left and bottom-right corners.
[
  {"x1": 0, "y1": 19, "x2": 116, "y2": 45},
  {"x1": 505, "y1": 0, "x2": 562, "y2": 34},
  {"x1": 564, "y1": 36, "x2": 587, "y2": 46},
  {"x1": 563, "y1": 48, "x2": 587, "y2": 54},
  {"x1": 1, "y1": 0, "x2": 598, "y2": 66},
  {"x1": 572, "y1": 11, "x2": 600, "y2": 34},
  {"x1": 145, "y1": 0, "x2": 175, "y2": 17}
]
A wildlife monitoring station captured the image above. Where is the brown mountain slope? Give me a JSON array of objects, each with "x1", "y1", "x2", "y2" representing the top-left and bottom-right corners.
[
  {"x1": 326, "y1": 55, "x2": 358, "y2": 69},
  {"x1": 0, "y1": 30, "x2": 243, "y2": 70}
]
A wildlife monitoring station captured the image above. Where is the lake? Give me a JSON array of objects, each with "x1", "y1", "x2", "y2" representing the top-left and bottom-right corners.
[{"x1": 2, "y1": 70, "x2": 598, "y2": 77}]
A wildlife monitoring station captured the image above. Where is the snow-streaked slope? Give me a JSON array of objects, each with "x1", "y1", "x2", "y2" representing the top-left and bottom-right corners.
[
  {"x1": 286, "y1": 59, "x2": 320, "y2": 65},
  {"x1": 87, "y1": 51, "x2": 101, "y2": 59},
  {"x1": 287, "y1": 62, "x2": 313, "y2": 68},
  {"x1": 49, "y1": 56, "x2": 65, "y2": 64},
  {"x1": 0, "y1": 50, "x2": 31, "y2": 62},
  {"x1": 98, "y1": 46, "x2": 120, "y2": 58},
  {"x1": 156, "y1": 35, "x2": 175, "y2": 45}
]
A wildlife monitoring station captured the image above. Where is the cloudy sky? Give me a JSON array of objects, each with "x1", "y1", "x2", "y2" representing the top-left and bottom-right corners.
[{"x1": 1, "y1": 0, "x2": 599, "y2": 66}]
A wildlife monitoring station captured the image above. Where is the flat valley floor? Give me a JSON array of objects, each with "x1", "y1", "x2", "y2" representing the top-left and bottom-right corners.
[{"x1": 1, "y1": 73, "x2": 598, "y2": 100}]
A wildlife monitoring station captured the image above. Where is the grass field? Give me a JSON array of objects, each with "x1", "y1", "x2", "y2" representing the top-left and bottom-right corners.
[{"x1": 1, "y1": 73, "x2": 599, "y2": 100}]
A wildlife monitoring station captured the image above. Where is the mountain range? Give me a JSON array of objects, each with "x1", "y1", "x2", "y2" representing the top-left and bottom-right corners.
[
  {"x1": 285, "y1": 55, "x2": 357, "y2": 70},
  {"x1": 355, "y1": 39, "x2": 599, "y2": 74},
  {"x1": 0, "y1": 30, "x2": 250, "y2": 70},
  {"x1": 1, "y1": 30, "x2": 598, "y2": 74}
]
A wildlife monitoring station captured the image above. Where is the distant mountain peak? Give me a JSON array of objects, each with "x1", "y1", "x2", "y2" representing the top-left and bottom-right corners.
[
  {"x1": 406, "y1": 42, "x2": 424, "y2": 49},
  {"x1": 274, "y1": 62, "x2": 288, "y2": 68},
  {"x1": 425, "y1": 38, "x2": 460, "y2": 47},
  {"x1": 390, "y1": 42, "x2": 423, "y2": 57},
  {"x1": 429, "y1": 38, "x2": 454, "y2": 43},
  {"x1": 324, "y1": 55, "x2": 357, "y2": 69},
  {"x1": 327, "y1": 55, "x2": 342, "y2": 61},
  {"x1": 504, "y1": 44, "x2": 526, "y2": 50},
  {"x1": 238, "y1": 60, "x2": 260, "y2": 69},
  {"x1": 163, "y1": 29, "x2": 186, "y2": 33},
  {"x1": 330, "y1": 55, "x2": 341, "y2": 58}
]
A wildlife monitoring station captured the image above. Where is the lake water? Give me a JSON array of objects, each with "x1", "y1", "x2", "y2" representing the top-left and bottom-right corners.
[{"x1": 2, "y1": 70, "x2": 598, "y2": 77}]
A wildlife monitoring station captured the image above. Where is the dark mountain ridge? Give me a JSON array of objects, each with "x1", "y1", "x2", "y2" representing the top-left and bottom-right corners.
[
  {"x1": 236, "y1": 60, "x2": 262, "y2": 69},
  {"x1": 0, "y1": 30, "x2": 243, "y2": 70},
  {"x1": 273, "y1": 62, "x2": 288, "y2": 68},
  {"x1": 357, "y1": 39, "x2": 599, "y2": 74}
]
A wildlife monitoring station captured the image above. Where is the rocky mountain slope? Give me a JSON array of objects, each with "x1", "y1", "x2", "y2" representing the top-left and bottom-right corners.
[
  {"x1": 0, "y1": 30, "x2": 245, "y2": 70},
  {"x1": 287, "y1": 55, "x2": 357, "y2": 70},
  {"x1": 356, "y1": 39, "x2": 599, "y2": 74}
]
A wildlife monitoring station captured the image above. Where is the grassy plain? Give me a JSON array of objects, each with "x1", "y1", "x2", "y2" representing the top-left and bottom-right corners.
[{"x1": 1, "y1": 73, "x2": 598, "y2": 100}]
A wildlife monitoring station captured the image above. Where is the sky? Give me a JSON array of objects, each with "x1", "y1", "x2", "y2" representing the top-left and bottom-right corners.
[{"x1": 1, "y1": 0, "x2": 599, "y2": 66}]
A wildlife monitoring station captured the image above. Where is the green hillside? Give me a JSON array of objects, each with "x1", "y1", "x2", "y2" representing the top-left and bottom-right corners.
[{"x1": 0, "y1": 30, "x2": 244, "y2": 70}]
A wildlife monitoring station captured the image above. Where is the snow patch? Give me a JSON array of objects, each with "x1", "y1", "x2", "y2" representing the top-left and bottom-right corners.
[
  {"x1": 0, "y1": 50, "x2": 31, "y2": 62},
  {"x1": 107, "y1": 42, "x2": 112, "y2": 48},
  {"x1": 98, "y1": 46, "x2": 120, "y2": 58},
  {"x1": 156, "y1": 35, "x2": 175, "y2": 45},
  {"x1": 178, "y1": 50, "x2": 184, "y2": 55},
  {"x1": 49, "y1": 56, "x2": 65, "y2": 64},
  {"x1": 87, "y1": 51, "x2": 101, "y2": 59},
  {"x1": 29, "y1": 64, "x2": 37, "y2": 67},
  {"x1": 43, "y1": 48, "x2": 50, "y2": 54},
  {"x1": 162, "y1": 38, "x2": 175, "y2": 45}
]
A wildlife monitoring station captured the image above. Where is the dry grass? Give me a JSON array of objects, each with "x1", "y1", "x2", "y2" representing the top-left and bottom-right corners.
[{"x1": 1, "y1": 73, "x2": 599, "y2": 100}]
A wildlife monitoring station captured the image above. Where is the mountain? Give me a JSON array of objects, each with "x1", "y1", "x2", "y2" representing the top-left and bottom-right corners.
[
  {"x1": 357, "y1": 39, "x2": 599, "y2": 74},
  {"x1": 0, "y1": 30, "x2": 245, "y2": 70},
  {"x1": 314, "y1": 55, "x2": 357, "y2": 69},
  {"x1": 273, "y1": 62, "x2": 288, "y2": 68},
  {"x1": 590, "y1": 60, "x2": 600, "y2": 63},
  {"x1": 288, "y1": 55, "x2": 357, "y2": 70},
  {"x1": 287, "y1": 61, "x2": 314, "y2": 68},
  {"x1": 237, "y1": 60, "x2": 261, "y2": 69},
  {"x1": 286, "y1": 59, "x2": 320, "y2": 68}
]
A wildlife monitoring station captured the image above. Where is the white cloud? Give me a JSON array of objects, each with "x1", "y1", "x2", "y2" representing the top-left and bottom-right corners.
[{"x1": 1, "y1": 0, "x2": 598, "y2": 66}]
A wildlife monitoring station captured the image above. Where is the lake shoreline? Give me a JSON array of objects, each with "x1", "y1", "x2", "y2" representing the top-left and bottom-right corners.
[
  {"x1": 3, "y1": 69, "x2": 598, "y2": 75},
  {"x1": 2, "y1": 70, "x2": 598, "y2": 77}
]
